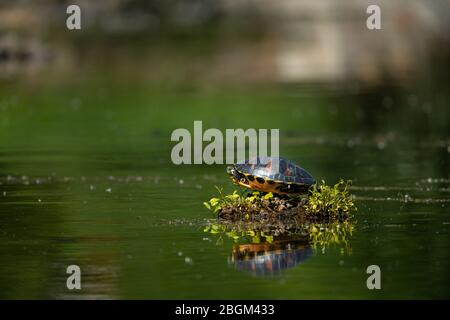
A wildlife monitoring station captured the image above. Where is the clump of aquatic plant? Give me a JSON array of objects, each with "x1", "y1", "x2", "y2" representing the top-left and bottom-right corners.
[
  {"x1": 203, "y1": 187, "x2": 303, "y2": 220},
  {"x1": 304, "y1": 180, "x2": 356, "y2": 219},
  {"x1": 203, "y1": 181, "x2": 357, "y2": 253},
  {"x1": 203, "y1": 187, "x2": 310, "y2": 242},
  {"x1": 204, "y1": 180, "x2": 356, "y2": 221},
  {"x1": 203, "y1": 187, "x2": 278, "y2": 216}
]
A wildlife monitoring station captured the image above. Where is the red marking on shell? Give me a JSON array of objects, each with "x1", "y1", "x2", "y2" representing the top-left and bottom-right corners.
[
  {"x1": 284, "y1": 165, "x2": 293, "y2": 176},
  {"x1": 266, "y1": 160, "x2": 273, "y2": 171}
]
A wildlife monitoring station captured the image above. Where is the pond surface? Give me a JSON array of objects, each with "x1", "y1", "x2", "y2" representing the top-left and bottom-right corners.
[{"x1": 0, "y1": 81, "x2": 449, "y2": 299}]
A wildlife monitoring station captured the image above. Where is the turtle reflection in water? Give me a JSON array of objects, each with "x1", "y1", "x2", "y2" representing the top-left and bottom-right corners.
[{"x1": 228, "y1": 239, "x2": 312, "y2": 277}]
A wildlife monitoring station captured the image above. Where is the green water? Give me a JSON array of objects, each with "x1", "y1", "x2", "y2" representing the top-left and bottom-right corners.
[{"x1": 0, "y1": 81, "x2": 449, "y2": 299}]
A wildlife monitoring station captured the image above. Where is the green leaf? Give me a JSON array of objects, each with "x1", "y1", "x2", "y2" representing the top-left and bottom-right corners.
[
  {"x1": 252, "y1": 235, "x2": 261, "y2": 244},
  {"x1": 210, "y1": 197, "x2": 220, "y2": 206},
  {"x1": 263, "y1": 192, "x2": 273, "y2": 200}
]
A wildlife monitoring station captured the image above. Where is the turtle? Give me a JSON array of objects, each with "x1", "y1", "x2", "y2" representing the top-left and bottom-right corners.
[{"x1": 226, "y1": 157, "x2": 316, "y2": 195}]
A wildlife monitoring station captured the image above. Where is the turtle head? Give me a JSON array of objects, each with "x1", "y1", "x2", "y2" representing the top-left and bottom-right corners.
[
  {"x1": 227, "y1": 165, "x2": 241, "y2": 182},
  {"x1": 226, "y1": 165, "x2": 237, "y2": 177}
]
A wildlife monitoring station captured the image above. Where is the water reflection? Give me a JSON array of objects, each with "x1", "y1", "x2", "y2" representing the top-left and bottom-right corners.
[
  {"x1": 206, "y1": 217, "x2": 355, "y2": 277},
  {"x1": 228, "y1": 239, "x2": 312, "y2": 277}
]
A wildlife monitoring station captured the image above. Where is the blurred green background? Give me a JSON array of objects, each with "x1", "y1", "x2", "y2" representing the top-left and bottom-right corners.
[{"x1": 0, "y1": 0, "x2": 449, "y2": 299}]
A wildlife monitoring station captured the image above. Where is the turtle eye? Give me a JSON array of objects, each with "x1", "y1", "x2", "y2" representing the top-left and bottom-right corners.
[
  {"x1": 240, "y1": 178, "x2": 246, "y2": 183},
  {"x1": 226, "y1": 166, "x2": 235, "y2": 175}
]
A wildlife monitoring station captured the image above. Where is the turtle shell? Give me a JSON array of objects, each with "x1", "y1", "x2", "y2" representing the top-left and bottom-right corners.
[{"x1": 232, "y1": 157, "x2": 316, "y2": 194}]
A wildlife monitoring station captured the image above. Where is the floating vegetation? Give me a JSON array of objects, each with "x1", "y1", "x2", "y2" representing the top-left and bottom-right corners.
[
  {"x1": 203, "y1": 180, "x2": 356, "y2": 252},
  {"x1": 304, "y1": 180, "x2": 355, "y2": 219}
]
